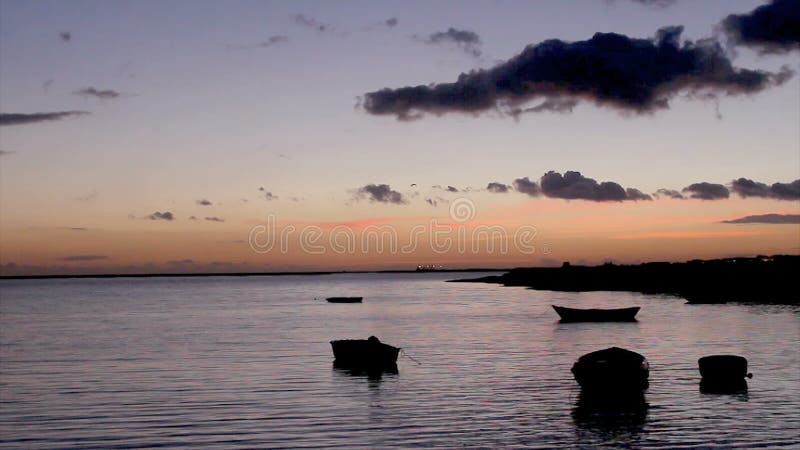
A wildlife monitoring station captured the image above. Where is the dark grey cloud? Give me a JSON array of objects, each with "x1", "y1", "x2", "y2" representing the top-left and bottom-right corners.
[
  {"x1": 354, "y1": 184, "x2": 408, "y2": 204},
  {"x1": 147, "y1": 211, "x2": 175, "y2": 221},
  {"x1": 721, "y1": 0, "x2": 800, "y2": 53},
  {"x1": 363, "y1": 26, "x2": 791, "y2": 120},
  {"x1": 540, "y1": 171, "x2": 650, "y2": 201},
  {"x1": 512, "y1": 177, "x2": 540, "y2": 196},
  {"x1": 189, "y1": 215, "x2": 198, "y2": 220},
  {"x1": 205, "y1": 217, "x2": 225, "y2": 222},
  {"x1": 511, "y1": 97, "x2": 579, "y2": 116},
  {"x1": 59, "y1": 31, "x2": 71, "y2": 42},
  {"x1": 385, "y1": 17, "x2": 398, "y2": 27},
  {"x1": 0, "y1": 111, "x2": 89, "y2": 126},
  {"x1": 60, "y1": 255, "x2": 108, "y2": 261},
  {"x1": 425, "y1": 27, "x2": 482, "y2": 58},
  {"x1": 682, "y1": 182, "x2": 730, "y2": 200},
  {"x1": 486, "y1": 182, "x2": 511, "y2": 193},
  {"x1": 625, "y1": 188, "x2": 653, "y2": 201},
  {"x1": 74, "y1": 87, "x2": 121, "y2": 99},
  {"x1": 731, "y1": 177, "x2": 800, "y2": 200},
  {"x1": 197, "y1": 199, "x2": 213, "y2": 206},
  {"x1": 0, "y1": 150, "x2": 15, "y2": 156},
  {"x1": 722, "y1": 213, "x2": 800, "y2": 224},
  {"x1": 654, "y1": 188, "x2": 685, "y2": 199}
]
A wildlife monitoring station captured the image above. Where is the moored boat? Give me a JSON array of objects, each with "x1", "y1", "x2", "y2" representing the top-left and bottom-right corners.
[
  {"x1": 326, "y1": 296, "x2": 363, "y2": 303},
  {"x1": 553, "y1": 305, "x2": 640, "y2": 322},
  {"x1": 330, "y1": 336, "x2": 400, "y2": 368},
  {"x1": 572, "y1": 347, "x2": 649, "y2": 392},
  {"x1": 698, "y1": 355, "x2": 752, "y2": 392}
]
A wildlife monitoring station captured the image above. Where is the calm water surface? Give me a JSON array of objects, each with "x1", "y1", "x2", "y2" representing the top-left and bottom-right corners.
[{"x1": 1, "y1": 273, "x2": 798, "y2": 448}]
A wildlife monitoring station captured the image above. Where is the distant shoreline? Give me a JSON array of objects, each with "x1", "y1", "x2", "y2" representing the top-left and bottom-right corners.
[
  {"x1": 451, "y1": 255, "x2": 799, "y2": 305},
  {"x1": 0, "y1": 268, "x2": 507, "y2": 281}
]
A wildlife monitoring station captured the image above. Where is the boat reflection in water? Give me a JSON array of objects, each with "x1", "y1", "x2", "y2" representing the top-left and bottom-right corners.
[
  {"x1": 572, "y1": 390, "x2": 649, "y2": 442},
  {"x1": 332, "y1": 361, "x2": 399, "y2": 381}
]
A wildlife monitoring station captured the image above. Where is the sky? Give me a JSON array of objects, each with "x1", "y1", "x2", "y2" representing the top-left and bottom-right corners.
[{"x1": 1, "y1": 0, "x2": 798, "y2": 275}]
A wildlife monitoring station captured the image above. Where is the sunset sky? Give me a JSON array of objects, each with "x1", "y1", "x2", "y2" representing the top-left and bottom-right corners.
[{"x1": 1, "y1": 0, "x2": 798, "y2": 275}]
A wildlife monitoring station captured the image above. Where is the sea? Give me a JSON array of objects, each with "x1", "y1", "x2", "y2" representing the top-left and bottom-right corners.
[{"x1": 1, "y1": 272, "x2": 798, "y2": 448}]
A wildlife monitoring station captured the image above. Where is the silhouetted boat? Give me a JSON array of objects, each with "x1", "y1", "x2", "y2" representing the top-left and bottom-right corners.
[
  {"x1": 326, "y1": 297, "x2": 363, "y2": 303},
  {"x1": 698, "y1": 355, "x2": 752, "y2": 392},
  {"x1": 572, "y1": 347, "x2": 649, "y2": 391},
  {"x1": 553, "y1": 305, "x2": 639, "y2": 322},
  {"x1": 330, "y1": 336, "x2": 400, "y2": 368}
]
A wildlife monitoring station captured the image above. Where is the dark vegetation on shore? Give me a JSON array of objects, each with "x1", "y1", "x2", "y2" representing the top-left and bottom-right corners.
[{"x1": 452, "y1": 255, "x2": 799, "y2": 305}]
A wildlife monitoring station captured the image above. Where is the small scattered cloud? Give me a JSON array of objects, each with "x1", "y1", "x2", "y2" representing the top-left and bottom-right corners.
[
  {"x1": 512, "y1": 177, "x2": 540, "y2": 196},
  {"x1": 59, "y1": 31, "x2": 71, "y2": 42},
  {"x1": 167, "y1": 259, "x2": 195, "y2": 265},
  {"x1": 540, "y1": 171, "x2": 650, "y2": 201},
  {"x1": 60, "y1": 255, "x2": 107, "y2": 261},
  {"x1": 721, "y1": 213, "x2": 800, "y2": 224},
  {"x1": 486, "y1": 182, "x2": 511, "y2": 193},
  {"x1": 424, "y1": 27, "x2": 482, "y2": 58},
  {"x1": 64, "y1": 227, "x2": 88, "y2": 231},
  {"x1": 654, "y1": 188, "x2": 685, "y2": 199},
  {"x1": 259, "y1": 187, "x2": 279, "y2": 201},
  {"x1": 721, "y1": 0, "x2": 800, "y2": 53},
  {"x1": 188, "y1": 215, "x2": 198, "y2": 220},
  {"x1": 205, "y1": 217, "x2": 225, "y2": 222},
  {"x1": 682, "y1": 182, "x2": 730, "y2": 200},
  {"x1": 196, "y1": 199, "x2": 213, "y2": 206},
  {"x1": 385, "y1": 17, "x2": 398, "y2": 27},
  {"x1": 433, "y1": 184, "x2": 461, "y2": 193},
  {"x1": 292, "y1": 14, "x2": 344, "y2": 36},
  {"x1": 76, "y1": 190, "x2": 98, "y2": 202},
  {"x1": 74, "y1": 87, "x2": 121, "y2": 99},
  {"x1": 0, "y1": 150, "x2": 15, "y2": 157},
  {"x1": 353, "y1": 184, "x2": 408, "y2": 204},
  {"x1": 147, "y1": 211, "x2": 175, "y2": 221},
  {"x1": 626, "y1": 0, "x2": 678, "y2": 8},
  {"x1": 0, "y1": 111, "x2": 89, "y2": 126},
  {"x1": 363, "y1": 26, "x2": 791, "y2": 120},
  {"x1": 227, "y1": 35, "x2": 290, "y2": 50},
  {"x1": 425, "y1": 196, "x2": 449, "y2": 207},
  {"x1": 731, "y1": 178, "x2": 800, "y2": 200}
]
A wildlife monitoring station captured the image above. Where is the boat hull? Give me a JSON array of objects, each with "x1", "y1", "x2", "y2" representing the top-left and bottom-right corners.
[
  {"x1": 698, "y1": 355, "x2": 751, "y2": 391},
  {"x1": 572, "y1": 347, "x2": 649, "y2": 392},
  {"x1": 553, "y1": 305, "x2": 640, "y2": 322},
  {"x1": 330, "y1": 338, "x2": 399, "y2": 368},
  {"x1": 326, "y1": 297, "x2": 363, "y2": 303}
]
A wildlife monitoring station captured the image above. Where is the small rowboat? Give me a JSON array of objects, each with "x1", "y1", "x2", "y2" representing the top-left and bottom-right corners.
[
  {"x1": 330, "y1": 336, "x2": 400, "y2": 368},
  {"x1": 326, "y1": 297, "x2": 363, "y2": 303},
  {"x1": 553, "y1": 305, "x2": 640, "y2": 322}
]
